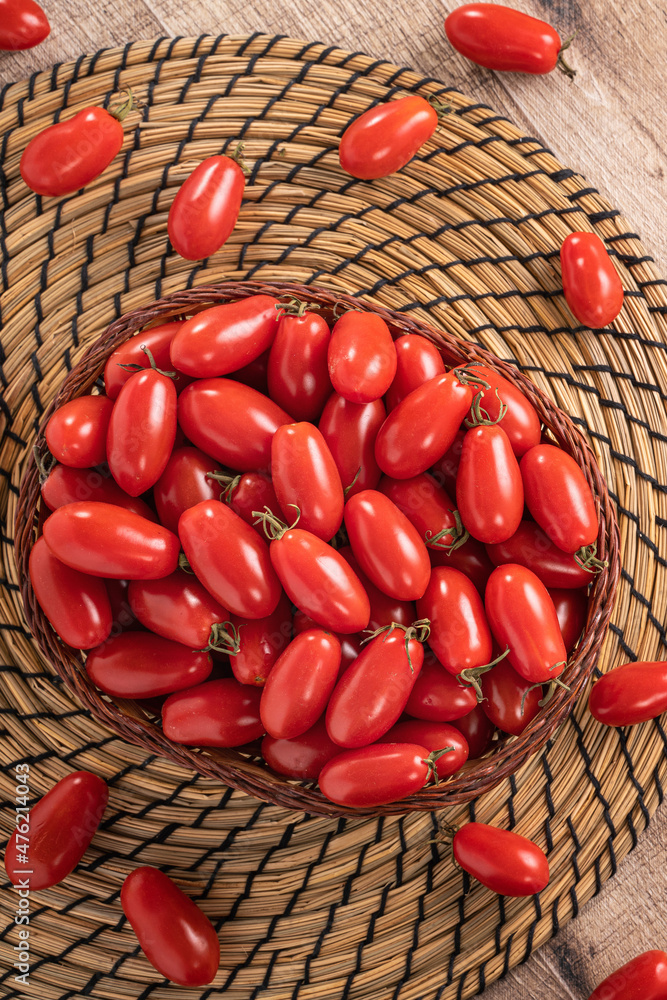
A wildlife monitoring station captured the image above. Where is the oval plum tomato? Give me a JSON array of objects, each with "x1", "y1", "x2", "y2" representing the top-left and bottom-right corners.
[
  {"x1": 378, "y1": 473, "x2": 466, "y2": 552},
  {"x1": 230, "y1": 593, "x2": 293, "y2": 686},
  {"x1": 20, "y1": 103, "x2": 128, "y2": 197},
  {"x1": 41, "y1": 463, "x2": 157, "y2": 520},
  {"x1": 170, "y1": 295, "x2": 279, "y2": 377},
  {"x1": 4, "y1": 771, "x2": 108, "y2": 890},
  {"x1": 452, "y1": 823, "x2": 549, "y2": 896},
  {"x1": 86, "y1": 632, "x2": 212, "y2": 698},
  {"x1": 375, "y1": 373, "x2": 473, "y2": 479},
  {"x1": 385, "y1": 334, "x2": 445, "y2": 411},
  {"x1": 485, "y1": 564, "x2": 567, "y2": 683},
  {"x1": 337, "y1": 545, "x2": 416, "y2": 631},
  {"x1": 429, "y1": 535, "x2": 495, "y2": 596},
  {"x1": 338, "y1": 95, "x2": 438, "y2": 179},
  {"x1": 344, "y1": 489, "x2": 431, "y2": 601},
  {"x1": 219, "y1": 471, "x2": 283, "y2": 535},
  {"x1": 587, "y1": 950, "x2": 667, "y2": 1000},
  {"x1": 291, "y1": 608, "x2": 364, "y2": 676},
  {"x1": 318, "y1": 393, "x2": 385, "y2": 496},
  {"x1": 445, "y1": 3, "x2": 565, "y2": 75},
  {"x1": 327, "y1": 311, "x2": 397, "y2": 404},
  {"x1": 154, "y1": 446, "x2": 221, "y2": 533},
  {"x1": 178, "y1": 377, "x2": 293, "y2": 472},
  {"x1": 549, "y1": 587, "x2": 588, "y2": 653},
  {"x1": 104, "y1": 322, "x2": 188, "y2": 399},
  {"x1": 378, "y1": 719, "x2": 469, "y2": 778},
  {"x1": 29, "y1": 536, "x2": 112, "y2": 649},
  {"x1": 451, "y1": 703, "x2": 495, "y2": 758},
  {"x1": 520, "y1": 444, "x2": 599, "y2": 557},
  {"x1": 178, "y1": 500, "x2": 281, "y2": 619},
  {"x1": 456, "y1": 424, "x2": 524, "y2": 544},
  {"x1": 267, "y1": 305, "x2": 333, "y2": 421},
  {"x1": 326, "y1": 623, "x2": 427, "y2": 747},
  {"x1": 405, "y1": 651, "x2": 478, "y2": 722},
  {"x1": 588, "y1": 661, "x2": 667, "y2": 727},
  {"x1": 121, "y1": 867, "x2": 220, "y2": 987},
  {"x1": 168, "y1": 152, "x2": 245, "y2": 262},
  {"x1": 107, "y1": 365, "x2": 177, "y2": 496},
  {"x1": 271, "y1": 422, "x2": 344, "y2": 540},
  {"x1": 45, "y1": 395, "x2": 114, "y2": 469},
  {"x1": 417, "y1": 566, "x2": 493, "y2": 682},
  {"x1": 42, "y1": 502, "x2": 180, "y2": 579},
  {"x1": 485, "y1": 520, "x2": 594, "y2": 589},
  {"x1": 319, "y1": 743, "x2": 433, "y2": 807},
  {"x1": 261, "y1": 717, "x2": 341, "y2": 780},
  {"x1": 0, "y1": 0, "x2": 49, "y2": 50},
  {"x1": 480, "y1": 657, "x2": 543, "y2": 736},
  {"x1": 162, "y1": 677, "x2": 264, "y2": 746},
  {"x1": 260, "y1": 629, "x2": 341, "y2": 739},
  {"x1": 560, "y1": 232, "x2": 624, "y2": 329},
  {"x1": 127, "y1": 570, "x2": 232, "y2": 650},
  {"x1": 452, "y1": 363, "x2": 541, "y2": 457}
]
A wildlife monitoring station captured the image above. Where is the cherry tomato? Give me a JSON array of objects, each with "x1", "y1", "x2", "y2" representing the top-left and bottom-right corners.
[
  {"x1": 344, "y1": 489, "x2": 431, "y2": 600},
  {"x1": 379, "y1": 473, "x2": 464, "y2": 552},
  {"x1": 485, "y1": 520, "x2": 594, "y2": 589},
  {"x1": 41, "y1": 463, "x2": 157, "y2": 521},
  {"x1": 260, "y1": 629, "x2": 341, "y2": 739},
  {"x1": 267, "y1": 306, "x2": 333, "y2": 421},
  {"x1": 107, "y1": 366, "x2": 177, "y2": 496},
  {"x1": 588, "y1": 661, "x2": 667, "y2": 727},
  {"x1": 452, "y1": 823, "x2": 549, "y2": 896},
  {"x1": 319, "y1": 743, "x2": 433, "y2": 807},
  {"x1": 318, "y1": 392, "x2": 385, "y2": 496},
  {"x1": 375, "y1": 373, "x2": 473, "y2": 479},
  {"x1": 230, "y1": 592, "x2": 293, "y2": 686},
  {"x1": 0, "y1": 0, "x2": 49, "y2": 50},
  {"x1": 549, "y1": 587, "x2": 588, "y2": 653},
  {"x1": 445, "y1": 4, "x2": 564, "y2": 74},
  {"x1": 42, "y1": 502, "x2": 180, "y2": 579},
  {"x1": 121, "y1": 867, "x2": 220, "y2": 986},
  {"x1": 168, "y1": 153, "x2": 245, "y2": 261},
  {"x1": 104, "y1": 323, "x2": 189, "y2": 399},
  {"x1": 429, "y1": 535, "x2": 495, "y2": 596},
  {"x1": 587, "y1": 950, "x2": 667, "y2": 1000},
  {"x1": 560, "y1": 232, "x2": 624, "y2": 328},
  {"x1": 480, "y1": 657, "x2": 543, "y2": 736},
  {"x1": 327, "y1": 311, "x2": 397, "y2": 404},
  {"x1": 485, "y1": 564, "x2": 567, "y2": 683},
  {"x1": 220, "y1": 471, "x2": 283, "y2": 536},
  {"x1": 170, "y1": 296, "x2": 279, "y2": 377},
  {"x1": 4, "y1": 771, "x2": 108, "y2": 890},
  {"x1": 162, "y1": 677, "x2": 264, "y2": 746},
  {"x1": 178, "y1": 500, "x2": 281, "y2": 619},
  {"x1": 417, "y1": 566, "x2": 493, "y2": 678},
  {"x1": 154, "y1": 446, "x2": 221, "y2": 533},
  {"x1": 339, "y1": 96, "x2": 438, "y2": 179},
  {"x1": 261, "y1": 717, "x2": 341, "y2": 780},
  {"x1": 405, "y1": 651, "x2": 478, "y2": 722},
  {"x1": 127, "y1": 570, "x2": 232, "y2": 649},
  {"x1": 378, "y1": 719, "x2": 469, "y2": 778},
  {"x1": 456, "y1": 425, "x2": 524, "y2": 545},
  {"x1": 178, "y1": 377, "x2": 293, "y2": 472},
  {"x1": 451, "y1": 703, "x2": 496, "y2": 758},
  {"x1": 271, "y1": 422, "x2": 344, "y2": 540},
  {"x1": 45, "y1": 395, "x2": 114, "y2": 469},
  {"x1": 452, "y1": 363, "x2": 541, "y2": 457},
  {"x1": 21, "y1": 105, "x2": 126, "y2": 197},
  {"x1": 385, "y1": 334, "x2": 446, "y2": 410},
  {"x1": 337, "y1": 545, "x2": 416, "y2": 631},
  {"x1": 86, "y1": 632, "x2": 212, "y2": 698},
  {"x1": 521, "y1": 444, "x2": 599, "y2": 555}
]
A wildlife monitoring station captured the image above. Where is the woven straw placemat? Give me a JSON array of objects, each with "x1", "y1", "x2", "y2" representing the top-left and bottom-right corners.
[{"x1": 1, "y1": 33, "x2": 666, "y2": 1000}]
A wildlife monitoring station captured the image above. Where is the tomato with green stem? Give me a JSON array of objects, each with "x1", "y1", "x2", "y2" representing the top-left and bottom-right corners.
[
  {"x1": 127, "y1": 570, "x2": 236, "y2": 651},
  {"x1": 480, "y1": 657, "x2": 543, "y2": 736},
  {"x1": 378, "y1": 473, "x2": 468, "y2": 553},
  {"x1": 267, "y1": 300, "x2": 333, "y2": 421},
  {"x1": 452, "y1": 362, "x2": 541, "y2": 458},
  {"x1": 318, "y1": 743, "x2": 440, "y2": 807},
  {"x1": 339, "y1": 95, "x2": 439, "y2": 179},
  {"x1": 378, "y1": 719, "x2": 469, "y2": 778},
  {"x1": 485, "y1": 520, "x2": 595, "y2": 589},
  {"x1": 405, "y1": 651, "x2": 478, "y2": 722},
  {"x1": 104, "y1": 322, "x2": 188, "y2": 399},
  {"x1": 452, "y1": 823, "x2": 549, "y2": 896}
]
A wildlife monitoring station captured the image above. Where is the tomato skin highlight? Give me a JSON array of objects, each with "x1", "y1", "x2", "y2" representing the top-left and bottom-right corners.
[
  {"x1": 104, "y1": 322, "x2": 188, "y2": 399},
  {"x1": 587, "y1": 950, "x2": 667, "y2": 1000},
  {"x1": 417, "y1": 566, "x2": 492, "y2": 677},
  {"x1": 318, "y1": 743, "x2": 431, "y2": 807},
  {"x1": 41, "y1": 463, "x2": 157, "y2": 521},
  {"x1": 0, "y1": 0, "x2": 50, "y2": 50},
  {"x1": 405, "y1": 651, "x2": 478, "y2": 721},
  {"x1": 4, "y1": 771, "x2": 108, "y2": 890},
  {"x1": 588, "y1": 662, "x2": 667, "y2": 727},
  {"x1": 560, "y1": 232, "x2": 624, "y2": 328},
  {"x1": 453, "y1": 823, "x2": 549, "y2": 896},
  {"x1": 485, "y1": 520, "x2": 594, "y2": 589},
  {"x1": 86, "y1": 632, "x2": 212, "y2": 698},
  {"x1": 267, "y1": 310, "x2": 333, "y2": 421},
  {"x1": 45, "y1": 395, "x2": 114, "y2": 469},
  {"x1": 456, "y1": 425, "x2": 524, "y2": 545},
  {"x1": 386, "y1": 334, "x2": 446, "y2": 410},
  {"x1": 318, "y1": 393, "x2": 385, "y2": 497},
  {"x1": 260, "y1": 629, "x2": 341, "y2": 739},
  {"x1": 339, "y1": 96, "x2": 438, "y2": 180},
  {"x1": 168, "y1": 154, "x2": 245, "y2": 261},
  {"x1": 162, "y1": 677, "x2": 264, "y2": 746},
  {"x1": 154, "y1": 446, "x2": 221, "y2": 533},
  {"x1": 521, "y1": 444, "x2": 599, "y2": 554},
  {"x1": 170, "y1": 296, "x2": 280, "y2": 377},
  {"x1": 445, "y1": 3, "x2": 562, "y2": 74},
  {"x1": 261, "y1": 717, "x2": 341, "y2": 780},
  {"x1": 120, "y1": 867, "x2": 220, "y2": 987},
  {"x1": 271, "y1": 422, "x2": 344, "y2": 540},
  {"x1": 480, "y1": 657, "x2": 543, "y2": 736},
  {"x1": 378, "y1": 719, "x2": 469, "y2": 778},
  {"x1": 127, "y1": 570, "x2": 229, "y2": 648},
  {"x1": 107, "y1": 368, "x2": 178, "y2": 496},
  {"x1": 327, "y1": 311, "x2": 397, "y2": 404}
]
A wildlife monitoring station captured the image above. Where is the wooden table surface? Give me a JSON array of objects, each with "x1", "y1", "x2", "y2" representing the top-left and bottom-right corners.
[{"x1": 2, "y1": 1, "x2": 666, "y2": 997}]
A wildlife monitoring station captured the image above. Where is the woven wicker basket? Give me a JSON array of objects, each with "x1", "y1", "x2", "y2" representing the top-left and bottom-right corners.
[{"x1": 15, "y1": 279, "x2": 620, "y2": 817}]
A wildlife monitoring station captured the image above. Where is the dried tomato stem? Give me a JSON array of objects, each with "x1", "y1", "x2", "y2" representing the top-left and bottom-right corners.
[
  {"x1": 109, "y1": 89, "x2": 136, "y2": 122},
  {"x1": 425, "y1": 509, "x2": 469, "y2": 552},
  {"x1": 574, "y1": 542, "x2": 608, "y2": 573},
  {"x1": 451, "y1": 364, "x2": 492, "y2": 392},
  {"x1": 423, "y1": 747, "x2": 455, "y2": 785},
  {"x1": 276, "y1": 296, "x2": 319, "y2": 318},
  {"x1": 360, "y1": 618, "x2": 431, "y2": 673},
  {"x1": 464, "y1": 388, "x2": 508, "y2": 428},
  {"x1": 251, "y1": 505, "x2": 300, "y2": 540},
  {"x1": 556, "y1": 32, "x2": 578, "y2": 80},
  {"x1": 178, "y1": 552, "x2": 194, "y2": 574},
  {"x1": 204, "y1": 620, "x2": 242, "y2": 656},
  {"x1": 118, "y1": 345, "x2": 177, "y2": 379},
  {"x1": 33, "y1": 443, "x2": 56, "y2": 484},
  {"x1": 458, "y1": 646, "x2": 511, "y2": 701}
]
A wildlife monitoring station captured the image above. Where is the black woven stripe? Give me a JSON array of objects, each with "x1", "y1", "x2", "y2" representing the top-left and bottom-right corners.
[
  {"x1": 341, "y1": 882, "x2": 393, "y2": 996},
  {"x1": 541, "y1": 745, "x2": 556, "y2": 853}
]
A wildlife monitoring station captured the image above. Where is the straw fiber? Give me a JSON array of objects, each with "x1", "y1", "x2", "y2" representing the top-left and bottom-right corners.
[{"x1": 1, "y1": 33, "x2": 666, "y2": 1000}]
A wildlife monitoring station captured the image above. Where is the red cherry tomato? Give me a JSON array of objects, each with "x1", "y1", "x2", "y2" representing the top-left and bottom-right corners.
[
  {"x1": 107, "y1": 366, "x2": 177, "y2": 496},
  {"x1": 178, "y1": 500, "x2": 281, "y2": 619},
  {"x1": 375, "y1": 373, "x2": 473, "y2": 479},
  {"x1": 405, "y1": 651, "x2": 478, "y2": 722},
  {"x1": 260, "y1": 629, "x2": 341, "y2": 739},
  {"x1": 452, "y1": 823, "x2": 549, "y2": 896},
  {"x1": 549, "y1": 587, "x2": 588, "y2": 653},
  {"x1": 560, "y1": 232, "x2": 624, "y2": 328},
  {"x1": 429, "y1": 535, "x2": 495, "y2": 596},
  {"x1": 385, "y1": 334, "x2": 446, "y2": 410},
  {"x1": 480, "y1": 657, "x2": 543, "y2": 736},
  {"x1": 378, "y1": 473, "x2": 465, "y2": 552},
  {"x1": 456, "y1": 425, "x2": 524, "y2": 545},
  {"x1": 168, "y1": 153, "x2": 245, "y2": 261},
  {"x1": 170, "y1": 296, "x2": 279, "y2": 377},
  {"x1": 588, "y1": 661, "x2": 667, "y2": 727},
  {"x1": 20, "y1": 106, "x2": 126, "y2": 197},
  {"x1": 86, "y1": 632, "x2": 212, "y2": 698},
  {"x1": 521, "y1": 444, "x2": 599, "y2": 555},
  {"x1": 267, "y1": 307, "x2": 333, "y2": 421},
  {"x1": 417, "y1": 566, "x2": 493, "y2": 678},
  {"x1": 42, "y1": 502, "x2": 180, "y2": 579},
  {"x1": 485, "y1": 520, "x2": 594, "y2": 589},
  {"x1": 230, "y1": 593, "x2": 293, "y2": 686},
  {"x1": 339, "y1": 96, "x2": 438, "y2": 179},
  {"x1": 271, "y1": 422, "x2": 344, "y2": 540},
  {"x1": 104, "y1": 323, "x2": 189, "y2": 399},
  {"x1": 178, "y1": 377, "x2": 293, "y2": 472},
  {"x1": 318, "y1": 393, "x2": 385, "y2": 496},
  {"x1": 485, "y1": 564, "x2": 567, "y2": 683},
  {"x1": 154, "y1": 446, "x2": 221, "y2": 533},
  {"x1": 587, "y1": 950, "x2": 667, "y2": 1000},
  {"x1": 4, "y1": 771, "x2": 108, "y2": 890},
  {"x1": 127, "y1": 570, "x2": 231, "y2": 649},
  {"x1": 162, "y1": 676, "x2": 264, "y2": 746},
  {"x1": 319, "y1": 743, "x2": 433, "y2": 807},
  {"x1": 261, "y1": 717, "x2": 341, "y2": 780},
  {"x1": 445, "y1": 4, "x2": 563, "y2": 74},
  {"x1": 45, "y1": 395, "x2": 114, "y2": 469},
  {"x1": 378, "y1": 719, "x2": 469, "y2": 778},
  {"x1": 452, "y1": 363, "x2": 542, "y2": 457},
  {"x1": 0, "y1": 0, "x2": 49, "y2": 50},
  {"x1": 41, "y1": 463, "x2": 157, "y2": 521},
  {"x1": 337, "y1": 545, "x2": 416, "y2": 631},
  {"x1": 327, "y1": 311, "x2": 397, "y2": 404},
  {"x1": 121, "y1": 867, "x2": 220, "y2": 987},
  {"x1": 451, "y1": 703, "x2": 496, "y2": 758}
]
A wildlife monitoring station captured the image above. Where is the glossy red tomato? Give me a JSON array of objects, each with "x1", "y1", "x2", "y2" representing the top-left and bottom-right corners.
[
  {"x1": 221, "y1": 471, "x2": 283, "y2": 535},
  {"x1": 339, "y1": 96, "x2": 438, "y2": 179},
  {"x1": 456, "y1": 425, "x2": 524, "y2": 544},
  {"x1": 378, "y1": 473, "x2": 465, "y2": 552},
  {"x1": 378, "y1": 719, "x2": 469, "y2": 778},
  {"x1": 261, "y1": 717, "x2": 341, "y2": 780},
  {"x1": 405, "y1": 651, "x2": 478, "y2": 721},
  {"x1": 4, "y1": 771, "x2": 108, "y2": 890},
  {"x1": 452, "y1": 823, "x2": 549, "y2": 896},
  {"x1": 267, "y1": 306, "x2": 333, "y2": 421},
  {"x1": 178, "y1": 377, "x2": 293, "y2": 472},
  {"x1": 45, "y1": 395, "x2": 114, "y2": 469},
  {"x1": 121, "y1": 867, "x2": 220, "y2": 986},
  {"x1": 41, "y1": 464, "x2": 157, "y2": 520},
  {"x1": 337, "y1": 545, "x2": 416, "y2": 631},
  {"x1": 178, "y1": 500, "x2": 281, "y2": 619},
  {"x1": 549, "y1": 587, "x2": 588, "y2": 653},
  {"x1": 429, "y1": 535, "x2": 495, "y2": 596},
  {"x1": 480, "y1": 657, "x2": 543, "y2": 736},
  {"x1": 588, "y1": 661, "x2": 667, "y2": 727},
  {"x1": 451, "y1": 703, "x2": 496, "y2": 758},
  {"x1": 485, "y1": 520, "x2": 594, "y2": 589},
  {"x1": 561, "y1": 232, "x2": 624, "y2": 329},
  {"x1": 318, "y1": 393, "x2": 385, "y2": 496},
  {"x1": 29, "y1": 536, "x2": 112, "y2": 649},
  {"x1": 154, "y1": 446, "x2": 221, "y2": 533},
  {"x1": 453, "y1": 363, "x2": 542, "y2": 457},
  {"x1": 21, "y1": 105, "x2": 126, "y2": 196},
  {"x1": 168, "y1": 153, "x2": 245, "y2": 261},
  {"x1": 127, "y1": 570, "x2": 231, "y2": 649},
  {"x1": 162, "y1": 676, "x2": 264, "y2": 746},
  {"x1": 485, "y1": 564, "x2": 567, "y2": 683},
  {"x1": 445, "y1": 4, "x2": 564, "y2": 74},
  {"x1": 521, "y1": 444, "x2": 599, "y2": 555},
  {"x1": 86, "y1": 632, "x2": 212, "y2": 698},
  {"x1": 0, "y1": 0, "x2": 49, "y2": 49},
  {"x1": 42, "y1": 502, "x2": 180, "y2": 579},
  {"x1": 318, "y1": 743, "x2": 432, "y2": 807},
  {"x1": 375, "y1": 373, "x2": 473, "y2": 479},
  {"x1": 260, "y1": 629, "x2": 341, "y2": 739},
  {"x1": 385, "y1": 334, "x2": 446, "y2": 410},
  {"x1": 104, "y1": 322, "x2": 188, "y2": 398},
  {"x1": 230, "y1": 592, "x2": 293, "y2": 686},
  {"x1": 271, "y1": 422, "x2": 344, "y2": 540},
  {"x1": 327, "y1": 311, "x2": 397, "y2": 404},
  {"x1": 291, "y1": 608, "x2": 363, "y2": 676},
  {"x1": 170, "y1": 296, "x2": 279, "y2": 376},
  {"x1": 417, "y1": 566, "x2": 493, "y2": 679},
  {"x1": 587, "y1": 950, "x2": 667, "y2": 1000},
  {"x1": 344, "y1": 489, "x2": 431, "y2": 600},
  {"x1": 107, "y1": 366, "x2": 177, "y2": 496}
]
